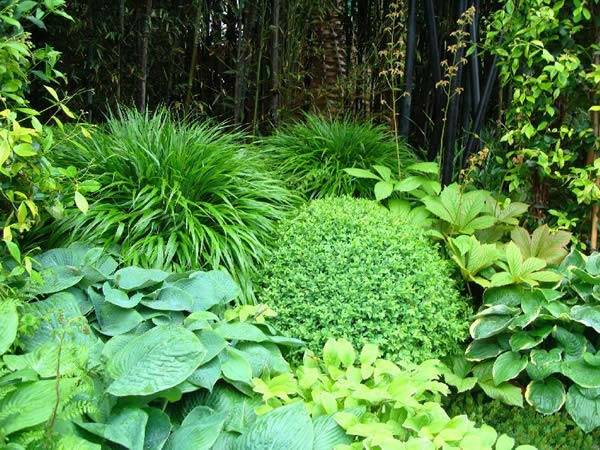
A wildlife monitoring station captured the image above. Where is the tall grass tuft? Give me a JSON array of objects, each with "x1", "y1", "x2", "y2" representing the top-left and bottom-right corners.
[
  {"x1": 260, "y1": 114, "x2": 415, "y2": 199},
  {"x1": 38, "y1": 108, "x2": 296, "y2": 299}
]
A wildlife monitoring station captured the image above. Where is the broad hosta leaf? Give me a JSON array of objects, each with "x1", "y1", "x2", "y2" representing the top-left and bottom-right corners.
[
  {"x1": 509, "y1": 329, "x2": 547, "y2": 352},
  {"x1": 236, "y1": 342, "x2": 290, "y2": 377},
  {"x1": 197, "y1": 330, "x2": 227, "y2": 363},
  {"x1": 214, "y1": 322, "x2": 268, "y2": 342},
  {"x1": 106, "y1": 325, "x2": 206, "y2": 396},
  {"x1": 188, "y1": 357, "x2": 221, "y2": 391},
  {"x1": 526, "y1": 348, "x2": 562, "y2": 381},
  {"x1": 525, "y1": 377, "x2": 566, "y2": 415},
  {"x1": 77, "y1": 407, "x2": 148, "y2": 450},
  {"x1": 103, "y1": 282, "x2": 142, "y2": 308},
  {"x1": 114, "y1": 267, "x2": 169, "y2": 290},
  {"x1": 561, "y1": 359, "x2": 600, "y2": 388},
  {"x1": 36, "y1": 266, "x2": 83, "y2": 295},
  {"x1": 483, "y1": 286, "x2": 525, "y2": 307},
  {"x1": 570, "y1": 305, "x2": 600, "y2": 333},
  {"x1": 312, "y1": 414, "x2": 352, "y2": 450},
  {"x1": 492, "y1": 351, "x2": 527, "y2": 384},
  {"x1": 465, "y1": 338, "x2": 506, "y2": 362},
  {"x1": 0, "y1": 302, "x2": 18, "y2": 355},
  {"x1": 221, "y1": 347, "x2": 253, "y2": 385},
  {"x1": 235, "y1": 402, "x2": 314, "y2": 450},
  {"x1": 144, "y1": 408, "x2": 172, "y2": 450},
  {"x1": 469, "y1": 315, "x2": 513, "y2": 340},
  {"x1": 553, "y1": 327, "x2": 587, "y2": 361},
  {"x1": 163, "y1": 411, "x2": 226, "y2": 450},
  {"x1": 0, "y1": 378, "x2": 77, "y2": 435},
  {"x1": 89, "y1": 288, "x2": 144, "y2": 337},
  {"x1": 197, "y1": 384, "x2": 261, "y2": 433},
  {"x1": 565, "y1": 385, "x2": 600, "y2": 433},
  {"x1": 478, "y1": 381, "x2": 523, "y2": 407},
  {"x1": 142, "y1": 286, "x2": 195, "y2": 311}
]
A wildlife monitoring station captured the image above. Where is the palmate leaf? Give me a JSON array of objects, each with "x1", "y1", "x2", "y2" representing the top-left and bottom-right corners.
[
  {"x1": 491, "y1": 242, "x2": 561, "y2": 287},
  {"x1": 106, "y1": 325, "x2": 206, "y2": 396},
  {"x1": 511, "y1": 225, "x2": 571, "y2": 265},
  {"x1": 423, "y1": 183, "x2": 496, "y2": 236}
]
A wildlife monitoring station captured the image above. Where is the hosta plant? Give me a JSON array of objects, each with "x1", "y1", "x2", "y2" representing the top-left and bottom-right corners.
[
  {"x1": 462, "y1": 250, "x2": 600, "y2": 432},
  {"x1": 0, "y1": 244, "x2": 301, "y2": 448},
  {"x1": 251, "y1": 339, "x2": 536, "y2": 450}
]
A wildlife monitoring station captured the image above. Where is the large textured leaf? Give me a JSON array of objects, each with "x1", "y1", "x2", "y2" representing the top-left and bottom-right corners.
[
  {"x1": 561, "y1": 359, "x2": 600, "y2": 388},
  {"x1": 89, "y1": 287, "x2": 144, "y2": 336},
  {"x1": 142, "y1": 286, "x2": 195, "y2": 311},
  {"x1": 103, "y1": 282, "x2": 142, "y2": 308},
  {"x1": 106, "y1": 325, "x2": 206, "y2": 396},
  {"x1": 465, "y1": 338, "x2": 505, "y2": 362},
  {"x1": 0, "y1": 302, "x2": 18, "y2": 355},
  {"x1": 235, "y1": 402, "x2": 314, "y2": 450},
  {"x1": 525, "y1": 377, "x2": 566, "y2": 415},
  {"x1": 565, "y1": 386, "x2": 600, "y2": 433},
  {"x1": 312, "y1": 414, "x2": 352, "y2": 450},
  {"x1": 553, "y1": 327, "x2": 587, "y2": 361},
  {"x1": 197, "y1": 329, "x2": 227, "y2": 363},
  {"x1": 469, "y1": 315, "x2": 513, "y2": 340},
  {"x1": 77, "y1": 407, "x2": 148, "y2": 450},
  {"x1": 144, "y1": 408, "x2": 172, "y2": 450},
  {"x1": 163, "y1": 411, "x2": 226, "y2": 450},
  {"x1": 570, "y1": 305, "x2": 600, "y2": 333},
  {"x1": 236, "y1": 342, "x2": 290, "y2": 377},
  {"x1": 114, "y1": 267, "x2": 169, "y2": 290},
  {"x1": 188, "y1": 357, "x2": 221, "y2": 391},
  {"x1": 478, "y1": 381, "x2": 523, "y2": 407},
  {"x1": 36, "y1": 266, "x2": 83, "y2": 295},
  {"x1": 221, "y1": 347, "x2": 253, "y2": 385},
  {"x1": 492, "y1": 351, "x2": 527, "y2": 384},
  {"x1": 0, "y1": 379, "x2": 77, "y2": 435},
  {"x1": 483, "y1": 286, "x2": 525, "y2": 307},
  {"x1": 526, "y1": 349, "x2": 562, "y2": 381},
  {"x1": 196, "y1": 384, "x2": 261, "y2": 433},
  {"x1": 214, "y1": 322, "x2": 268, "y2": 342}
]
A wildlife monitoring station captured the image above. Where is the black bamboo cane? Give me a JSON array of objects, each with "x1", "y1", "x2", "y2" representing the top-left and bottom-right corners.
[{"x1": 399, "y1": 0, "x2": 417, "y2": 137}]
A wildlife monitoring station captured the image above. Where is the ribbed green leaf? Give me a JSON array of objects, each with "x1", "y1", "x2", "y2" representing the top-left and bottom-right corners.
[{"x1": 106, "y1": 325, "x2": 206, "y2": 396}]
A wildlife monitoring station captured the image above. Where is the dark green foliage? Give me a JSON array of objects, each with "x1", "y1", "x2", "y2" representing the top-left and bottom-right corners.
[
  {"x1": 37, "y1": 109, "x2": 296, "y2": 297},
  {"x1": 260, "y1": 115, "x2": 415, "y2": 199},
  {"x1": 446, "y1": 392, "x2": 600, "y2": 450},
  {"x1": 255, "y1": 197, "x2": 472, "y2": 363}
]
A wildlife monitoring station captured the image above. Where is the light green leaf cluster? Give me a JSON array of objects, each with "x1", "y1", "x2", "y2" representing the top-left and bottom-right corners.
[{"x1": 252, "y1": 339, "x2": 536, "y2": 450}]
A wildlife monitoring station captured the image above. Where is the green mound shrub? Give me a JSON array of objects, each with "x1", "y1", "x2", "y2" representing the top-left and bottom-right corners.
[
  {"x1": 446, "y1": 392, "x2": 600, "y2": 450},
  {"x1": 260, "y1": 114, "x2": 414, "y2": 199},
  {"x1": 36, "y1": 108, "x2": 295, "y2": 297},
  {"x1": 255, "y1": 197, "x2": 472, "y2": 363}
]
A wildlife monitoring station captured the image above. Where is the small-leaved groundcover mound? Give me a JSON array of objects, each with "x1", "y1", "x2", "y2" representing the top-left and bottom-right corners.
[{"x1": 255, "y1": 196, "x2": 472, "y2": 363}]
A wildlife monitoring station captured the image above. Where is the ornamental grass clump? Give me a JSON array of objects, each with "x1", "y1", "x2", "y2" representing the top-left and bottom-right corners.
[
  {"x1": 260, "y1": 114, "x2": 415, "y2": 199},
  {"x1": 255, "y1": 197, "x2": 471, "y2": 363},
  {"x1": 37, "y1": 108, "x2": 295, "y2": 296}
]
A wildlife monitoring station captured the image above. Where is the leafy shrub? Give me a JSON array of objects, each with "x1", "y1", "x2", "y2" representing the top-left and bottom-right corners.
[
  {"x1": 35, "y1": 108, "x2": 295, "y2": 296},
  {"x1": 446, "y1": 392, "x2": 600, "y2": 450},
  {"x1": 260, "y1": 114, "x2": 415, "y2": 199},
  {"x1": 255, "y1": 197, "x2": 471, "y2": 363},
  {"x1": 462, "y1": 250, "x2": 600, "y2": 431},
  {"x1": 251, "y1": 338, "x2": 537, "y2": 449},
  {"x1": 0, "y1": 244, "x2": 300, "y2": 447}
]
